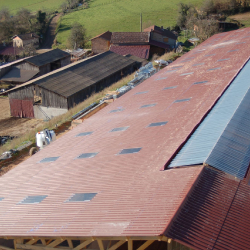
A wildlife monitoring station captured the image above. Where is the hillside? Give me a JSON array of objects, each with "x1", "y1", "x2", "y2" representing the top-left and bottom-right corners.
[
  {"x1": 0, "y1": 0, "x2": 64, "y2": 13},
  {"x1": 56, "y1": 0, "x2": 203, "y2": 47}
]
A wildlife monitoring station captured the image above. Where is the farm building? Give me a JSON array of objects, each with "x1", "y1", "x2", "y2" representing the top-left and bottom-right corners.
[
  {"x1": 110, "y1": 27, "x2": 176, "y2": 59},
  {"x1": 3, "y1": 51, "x2": 140, "y2": 119},
  {"x1": 91, "y1": 31, "x2": 112, "y2": 54},
  {"x1": 12, "y1": 33, "x2": 40, "y2": 48},
  {"x1": 1, "y1": 28, "x2": 250, "y2": 250},
  {"x1": 0, "y1": 49, "x2": 70, "y2": 85}
]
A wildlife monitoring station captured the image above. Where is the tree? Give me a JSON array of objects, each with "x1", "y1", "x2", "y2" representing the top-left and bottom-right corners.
[
  {"x1": 68, "y1": 22, "x2": 86, "y2": 49},
  {"x1": 177, "y1": 3, "x2": 191, "y2": 28},
  {"x1": 0, "y1": 7, "x2": 10, "y2": 21}
]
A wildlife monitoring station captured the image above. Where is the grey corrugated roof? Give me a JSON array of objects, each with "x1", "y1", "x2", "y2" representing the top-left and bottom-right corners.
[
  {"x1": 0, "y1": 67, "x2": 39, "y2": 83},
  {"x1": 169, "y1": 58, "x2": 250, "y2": 179},
  {"x1": 25, "y1": 49, "x2": 70, "y2": 67},
  {"x1": 35, "y1": 51, "x2": 136, "y2": 97}
]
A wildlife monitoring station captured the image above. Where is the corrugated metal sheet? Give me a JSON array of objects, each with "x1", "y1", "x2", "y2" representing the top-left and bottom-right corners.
[
  {"x1": 206, "y1": 87, "x2": 250, "y2": 179},
  {"x1": 0, "y1": 28, "x2": 250, "y2": 237},
  {"x1": 9, "y1": 99, "x2": 34, "y2": 118},
  {"x1": 166, "y1": 167, "x2": 250, "y2": 250},
  {"x1": 25, "y1": 49, "x2": 70, "y2": 67},
  {"x1": 110, "y1": 45, "x2": 150, "y2": 59},
  {"x1": 169, "y1": 57, "x2": 250, "y2": 169}
]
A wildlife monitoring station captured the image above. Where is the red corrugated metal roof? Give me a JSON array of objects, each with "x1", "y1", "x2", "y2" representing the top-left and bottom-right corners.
[
  {"x1": 110, "y1": 45, "x2": 150, "y2": 59},
  {"x1": 111, "y1": 32, "x2": 150, "y2": 44},
  {"x1": 166, "y1": 167, "x2": 250, "y2": 250},
  {"x1": 0, "y1": 28, "x2": 250, "y2": 238}
]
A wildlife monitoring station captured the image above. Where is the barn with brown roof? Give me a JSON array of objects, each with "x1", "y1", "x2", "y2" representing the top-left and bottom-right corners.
[
  {"x1": 0, "y1": 28, "x2": 250, "y2": 250},
  {"x1": 91, "y1": 31, "x2": 112, "y2": 54},
  {"x1": 2, "y1": 51, "x2": 140, "y2": 119}
]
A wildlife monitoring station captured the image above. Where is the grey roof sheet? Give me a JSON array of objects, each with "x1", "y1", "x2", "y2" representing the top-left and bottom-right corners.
[
  {"x1": 25, "y1": 49, "x2": 70, "y2": 67},
  {"x1": 35, "y1": 51, "x2": 136, "y2": 97},
  {"x1": 0, "y1": 67, "x2": 39, "y2": 83}
]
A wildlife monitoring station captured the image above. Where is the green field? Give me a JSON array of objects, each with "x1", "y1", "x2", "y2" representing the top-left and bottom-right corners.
[
  {"x1": 56, "y1": 0, "x2": 203, "y2": 48},
  {"x1": 0, "y1": 0, "x2": 64, "y2": 13}
]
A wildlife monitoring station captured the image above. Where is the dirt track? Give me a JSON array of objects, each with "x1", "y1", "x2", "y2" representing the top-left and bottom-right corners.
[
  {"x1": 41, "y1": 14, "x2": 61, "y2": 49},
  {"x1": 0, "y1": 97, "x2": 42, "y2": 137}
]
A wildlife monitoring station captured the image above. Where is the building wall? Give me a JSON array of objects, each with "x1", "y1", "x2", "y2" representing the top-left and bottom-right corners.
[
  {"x1": 91, "y1": 38, "x2": 110, "y2": 54},
  {"x1": 67, "y1": 63, "x2": 136, "y2": 109},
  {"x1": 16, "y1": 62, "x2": 39, "y2": 71},
  {"x1": 151, "y1": 32, "x2": 176, "y2": 47},
  {"x1": 33, "y1": 105, "x2": 68, "y2": 119},
  {"x1": 150, "y1": 45, "x2": 166, "y2": 57},
  {"x1": 60, "y1": 56, "x2": 71, "y2": 67},
  {"x1": 38, "y1": 64, "x2": 51, "y2": 76},
  {"x1": 38, "y1": 87, "x2": 68, "y2": 109},
  {"x1": 8, "y1": 85, "x2": 35, "y2": 118},
  {"x1": 13, "y1": 37, "x2": 23, "y2": 48}
]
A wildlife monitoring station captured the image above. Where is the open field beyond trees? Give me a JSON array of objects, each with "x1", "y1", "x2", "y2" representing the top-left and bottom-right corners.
[
  {"x1": 56, "y1": 0, "x2": 203, "y2": 48},
  {"x1": 0, "y1": 0, "x2": 64, "y2": 13}
]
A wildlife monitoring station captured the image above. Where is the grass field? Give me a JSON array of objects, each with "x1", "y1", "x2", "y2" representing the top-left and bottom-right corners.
[
  {"x1": 56, "y1": 0, "x2": 203, "y2": 48},
  {"x1": 0, "y1": 0, "x2": 64, "y2": 13}
]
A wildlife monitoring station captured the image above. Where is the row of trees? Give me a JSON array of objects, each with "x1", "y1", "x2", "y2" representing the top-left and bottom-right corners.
[
  {"x1": 61, "y1": 0, "x2": 88, "y2": 13},
  {"x1": 0, "y1": 7, "x2": 47, "y2": 44},
  {"x1": 176, "y1": 0, "x2": 250, "y2": 42}
]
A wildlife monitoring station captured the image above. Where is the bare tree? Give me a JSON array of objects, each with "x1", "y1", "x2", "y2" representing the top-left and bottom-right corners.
[
  {"x1": 0, "y1": 7, "x2": 10, "y2": 21},
  {"x1": 68, "y1": 22, "x2": 86, "y2": 49}
]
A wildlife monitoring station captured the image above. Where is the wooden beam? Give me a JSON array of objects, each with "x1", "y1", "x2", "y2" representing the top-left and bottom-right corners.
[
  {"x1": 47, "y1": 239, "x2": 64, "y2": 248},
  {"x1": 73, "y1": 240, "x2": 92, "y2": 250},
  {"x1": 108, "y1": 241, "x2": 125, "y2": 250},
  {"x1": 16, "y1": 244, "x2": 69, "y2": 250},
  {"x1": 26, "y1": 240, "x2": 38, "y2": 245},
  {"x1": 67, "y1": 240, "x2": 73, "y2": 249},
  {"x1": 96, "y1": 240, "x2": 104, "y2": 250},
  {"x1": 136, "y1": 241, "x2": 154, "y2": 250},
  {"x1": 40, "y1": 240, "x2": 46, "y2": 247},
  {"x1": 128, "y1": 240, "x2": 133, "y2": 250},
  {"x1": 0, "y1": 245, "x2": 15, "y2": 250}
]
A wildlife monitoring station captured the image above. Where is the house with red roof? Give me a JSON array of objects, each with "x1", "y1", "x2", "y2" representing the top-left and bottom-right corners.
[{"x1": 0, "y1": 28, "x2": 250, "y2": 250}]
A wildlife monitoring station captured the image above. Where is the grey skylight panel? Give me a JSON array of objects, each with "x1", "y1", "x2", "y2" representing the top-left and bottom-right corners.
[
  {"x1": 40, "y1": 157, "x2": 59, "y2": 163},
  {"x1": 148, "y1": 121, "x2": 168, "y2": 127},
  {"x1": 180, "y1": 72, "x2": 193, "y2": 76},
  {"x1": 205, "y1": 54, "x2": 215, "y2": 57},
  {"x1": 76, "y1": 132, "x2": 93, "y2": 137},
  {"x1": 172, "y1": 66, "x2": 183, "y2": 69},
  {"x1": 193, "y1": 63, "x2": 204, "y2": 66},
  {"x1": 156, "y1": 77, "x2": 168, "y2": 81},
  {"x1": 0, "y1": 198, "x2": 4, "y2": 202},
  {"x1": 163, "y1": 86, "x2": 177, "y2": 90},
  {"x1": 208, "y1": 67, "x2": 221, "y2": 71},
  {"x1": 174, "y1": 98, "x2": 191, "y2": 103},
  {"x1": 135, "y1": 91, "x2": 148, "y2": 95},
  {"x1": 228, "y1": 49, "x2": 239, "y2": 52},
  {"x1": 236, "y1": 42, "x2": 246, "y2": 44},
  {"x1": 169, "y1": 59, "x2": 250, "y2": 172},
  {"x1": 218, "y1": 58, "x2": 230, "y2": 62},
  {"x1": 110, "y1": 108, "x2": 123, "y2": 113},
  {"x1": 19, "y1": 195, "x2": 47, "y2": 204},
  {"x1": 140, "y1": 104, "x2": 156, "y2": 108},
  {"x1": 194, "y1": 81, "x2": 208, "y2": 85},
  {"x1": 118, "y1": 148, "x2": 142, "y2": 155},
  {"x1": 110, "y1": 126, "x2": 129, "y2": 132},
  {"x1": 66, "y1": 193, "x2": 97, "y2": 202},
  {"x1": 77, "y1": 153, "x2": 98, "y2": 159}
]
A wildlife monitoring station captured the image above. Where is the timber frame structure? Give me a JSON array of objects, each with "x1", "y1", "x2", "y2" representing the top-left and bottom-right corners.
[{"x1": 0, "y1": 237, "x2": 191, "y2": 250}]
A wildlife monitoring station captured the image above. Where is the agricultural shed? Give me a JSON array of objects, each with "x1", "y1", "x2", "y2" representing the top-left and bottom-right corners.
[
  {"x1": 3, "y1": 51, "x2": 139, "y2": 119},
  {"x1": 0, "y1": 49, "x2": 71, "y2": 85},
  {"x1": 1, "y1": 28, "x2": 250, "y2": 250},
  {"x1": 91, "y1": 31, "x2": 112, "y2": 54}
]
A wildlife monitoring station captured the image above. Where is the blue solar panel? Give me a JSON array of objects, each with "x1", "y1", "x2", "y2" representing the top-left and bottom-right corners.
[
  {"x1": 175, "y1": 98, "x2": 191, "y2": 103},
  {"x1": 163, "y1": 86, "x2": 177, "y2": 90},
  {"x1": 0, "y1": 198, "x2": 4, "y2": 202},
  {"x1": 207, "y1": 67, "x2": 221, "y2": 71},
  {"x1": 194, "y1": 81, "x2": 208, "y2": 85},
  {"x1": 110, "y1": 108, "x2": 123, "y2": 113}
]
